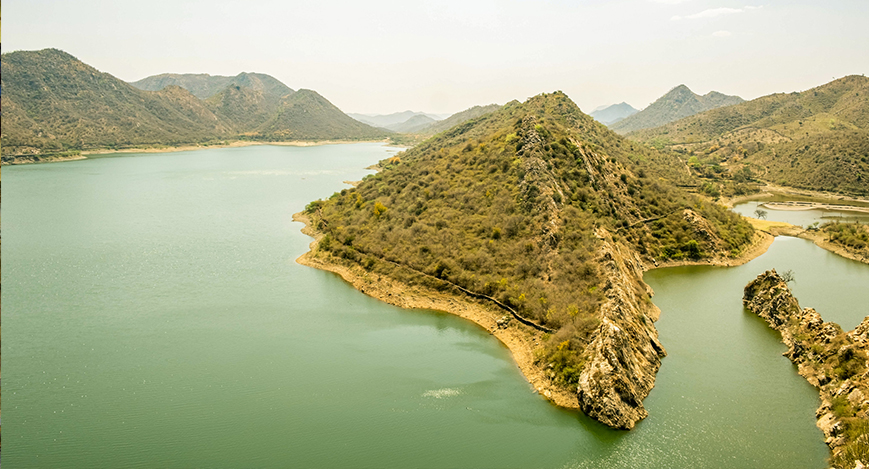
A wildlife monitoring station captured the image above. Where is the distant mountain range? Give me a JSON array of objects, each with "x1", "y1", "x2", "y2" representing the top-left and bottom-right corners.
[
  {"x1": 610, "y1": 85, "x2": 744, "y2": 134},
  {"x1": 348, "y1": 111, "x2": 444, "y2": 130},
  {"x1": 1, "y1": 49, "x2": 389, "y2": 161},
  {"x1": 628, "y1": 75, "x2": 869, "y2": 195},
  {"x1": 348, "y1": 106, "x2": 503, "y2": 136},
  {"x1": 387, "y1": 114, "x2": 439, "y2": 133},
  {"x1": 589, "y1": 102, "x2": 638, "y2": 126}
]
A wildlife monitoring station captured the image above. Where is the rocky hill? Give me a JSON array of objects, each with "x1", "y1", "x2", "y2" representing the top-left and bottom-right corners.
[
  {"x1": 300, "y1": 91, "x2": 755, "y2": 429},
  {"x1": 590, "y1": 102, "x2": 638, "y2": 126},
  {"x1": 628, "y1": 76, "x2": 869, "y2": 196},
  {"x1": 744, "y1": 270, "x2": 869, "y2": 469},
  {"x1": 255, "y1": 89, "x2": 390, "y2": 141},
  {"x1": 1, "y1": 49, "x2": 389, "y2": 161},
  {"x1": 611, "y1": 85, "x2": 743, "y2": 134}
]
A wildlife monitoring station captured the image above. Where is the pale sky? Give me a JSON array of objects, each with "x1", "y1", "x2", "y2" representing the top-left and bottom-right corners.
[{"x1": 4, "y1": 0, "x2": 869, "y2": 115}]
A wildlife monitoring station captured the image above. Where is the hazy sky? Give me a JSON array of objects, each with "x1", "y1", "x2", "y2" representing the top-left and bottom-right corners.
[{"x1": 5, "y1": 0, "x2": 869, "y2": 115}]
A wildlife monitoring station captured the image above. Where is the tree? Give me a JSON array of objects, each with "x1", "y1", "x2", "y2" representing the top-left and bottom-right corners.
[
  {"x1": 780, "y1": 269, "x2": 796, "y2": 284},
  {"x1": 754, "y1": 209, "x2": 768, "y2": 220}
]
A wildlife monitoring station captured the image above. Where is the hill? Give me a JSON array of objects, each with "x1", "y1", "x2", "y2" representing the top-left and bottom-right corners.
[
  {"x1": 1, "y1": 49, "x2": 389, "y2": 161},
  {"x1": 254, "y1": 89, "x2": 391, "y2": 141},
  {"x1": 611, "y1": 85, "x2": 743, "y2": 134},
  {"x1": 385, "y1": 114, "x2": 437, "y2": 133},
  {"x1": 590, "y1": 102, "x2": 638, "y2": 125},
  {"x1": 205, "y1": 82, "x2": 280, "y2": 131},
  {"x1": 131, "y1": 72, "x2": 294, "y2": 100},
  {"x1": 416, "y1": 104, "x2": 502, "y2": 136},
  {"x1": 299, "y1": 91, "x2": 755, "y2": 429},
  {"x1": 628, "y1": 75, "x2": 869, "y2": 195},
  {"x1": 1, "y1": 49, "x2": 229, "y2": 158}
]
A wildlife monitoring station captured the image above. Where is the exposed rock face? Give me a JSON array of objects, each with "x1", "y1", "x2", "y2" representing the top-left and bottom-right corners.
[
  {"x1": 744, "y1": 270, "x2": 869, "y2": 468},
  {"x1": 577, "y1": 230, "x2": 666, "y2": 429}
]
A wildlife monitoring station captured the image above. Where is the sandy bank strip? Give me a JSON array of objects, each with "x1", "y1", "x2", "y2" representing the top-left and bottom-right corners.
[
  {"x1": 3, "y1": 140, "x2": 391, "y2": 165},
  {"x1": 720, "y1": 184, "x2": 869, "y2": 210},
  {"x1": 291, "y1": 212, "x2": 579, "y2": 410},
  {"x1": 81, "y1": 139, "x2": 389, "y2": 156},
  {"x1": 760, "y1": 202, "x2": 869, "y2": 215},
  {"x1": 759, "y1": 182, "x2": 869, "y2": 206}
]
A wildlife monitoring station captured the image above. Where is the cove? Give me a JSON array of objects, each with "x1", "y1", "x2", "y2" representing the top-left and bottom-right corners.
[{"x1": 1, "y1": 144, "x2": 856, "y2": 468}]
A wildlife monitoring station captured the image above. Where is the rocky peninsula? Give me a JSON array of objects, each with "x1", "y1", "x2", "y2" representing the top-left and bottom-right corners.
[{"x1": 744, "y1": 270, "x2": 869, "y2": 468}]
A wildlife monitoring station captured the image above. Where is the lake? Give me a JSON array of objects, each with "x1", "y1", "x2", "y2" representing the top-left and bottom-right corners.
[
  {"x1": 732, "y1": 198, "x2": 869, "y2": 227},
  {"x1": 4, "y1": 143, "x2": 863, "y2": 467}
]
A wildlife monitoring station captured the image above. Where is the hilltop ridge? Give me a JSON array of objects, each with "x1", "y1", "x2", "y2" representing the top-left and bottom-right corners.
[
  {"x1": 131, "y1": 71, "x2": 294, "y2": 100},
  {"x1": 611, "y1": 84, "x2": 743, "y2": 134}
]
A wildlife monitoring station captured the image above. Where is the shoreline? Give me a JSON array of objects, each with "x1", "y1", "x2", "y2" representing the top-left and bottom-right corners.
[
  {"x1": 2, "y1": 139, "x2": 390, "y2": 165},
  {"x1": 720, "y1": 184, "x2": 869, "y2": 210},
  {"x1": 290, "y1": 210, "x2": 782, "y2": 412},
  {"x1": 290, "y1": 204, "x2": 864, "y2": 418},
  {"x1": 81, "y1": 139, "x2": 390, "y2": 156},
  {"x1": 292, "y1": 212, "x2": 580, "y2": 410},
  {"x1": 642, "y1": 229, "x2": 776, "y2": 272},
  {"x1": 745, "y1": 218, "x2": 869, "y2": 266},
  {"x1": 759, "y1": 201, "x2": 869, "y2": 215}
]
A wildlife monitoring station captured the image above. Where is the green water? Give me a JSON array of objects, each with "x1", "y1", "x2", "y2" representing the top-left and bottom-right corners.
[{"x1": 4, "y1": 144, "x2": 860, "y2": 468}]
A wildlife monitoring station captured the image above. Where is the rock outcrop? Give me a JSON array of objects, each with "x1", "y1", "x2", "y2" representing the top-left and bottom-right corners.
[
  {"x1": 576, "y1": 230, "x2": 666, "y2": 429},
  {"x1": 744, "y1": 270, "x2": 869, "y2": 468}
]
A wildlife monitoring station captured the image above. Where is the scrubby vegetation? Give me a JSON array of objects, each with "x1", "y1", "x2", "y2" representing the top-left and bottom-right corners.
[
  {"x1": 629, "y1": 76, "x2": 869, "y2": 196},
  {"x1": 131, "y1": 71, "x2": 293, "y2": 100},
  {"x1": 822, "y1": 221, "x2": 869, "y2": 257},
  {"x1": 306, "y1": 91, "x2": 754, "y2": 387}
]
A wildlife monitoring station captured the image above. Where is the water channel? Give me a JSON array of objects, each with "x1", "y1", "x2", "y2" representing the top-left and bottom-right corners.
[{"x1": 4, "y1": 144, "x2": 865, "y2": 467}]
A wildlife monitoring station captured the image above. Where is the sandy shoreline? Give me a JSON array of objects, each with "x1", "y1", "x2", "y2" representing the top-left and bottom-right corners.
[
  {"x1": 81, "y1": 139, "x2": 389, "y2": 156},
  {"x1": 1, "y1": 139, "x2": 391, "y2": 165},
  {"x1": 760, "y1": 201, "x2": 869, "y2": 215},
  {"x1": 292, "y1": 212, "x2": 579, "y2": 409},
  {"x1": 720, "y1": 184, "x2": 869, "y2": 210}
]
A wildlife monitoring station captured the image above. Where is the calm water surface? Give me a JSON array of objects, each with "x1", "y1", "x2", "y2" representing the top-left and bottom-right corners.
[{"x1": 5, "y1": 144, "x2": 863, "y2": 467}]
